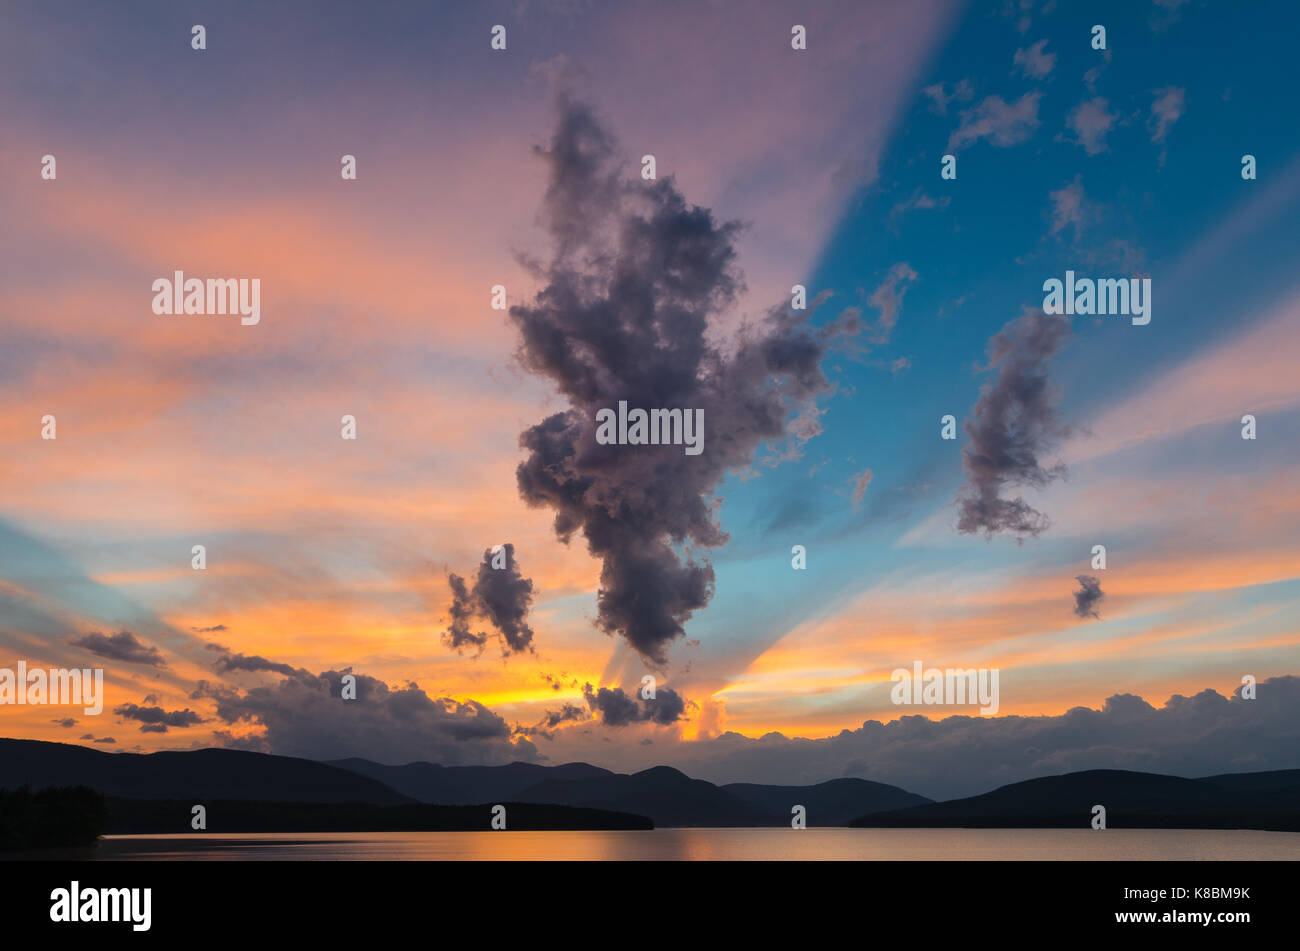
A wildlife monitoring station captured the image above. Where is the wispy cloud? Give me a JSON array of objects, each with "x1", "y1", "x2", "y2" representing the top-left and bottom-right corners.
[
  {"x1": 948, "y1": 91, "x2": 1041, "y2": 151},
  {"x1": 922, "y1": 78, "x2": 974, "y2": 115},
  {"x1": 1013, "y1": 39, "x2": 1056, "y2": 79},
  {"x1": 1048, "y1": 176, "x2": 1088, "y2": 235},
  {"x1": 850, "y1": 469, "x2": 875, "y2": 510},
  {"x1": 1148, "y1": 85, "x2": 1186, "y2": 164},
  {"x1": 866, "y1": 263, "x2": 919, "y2": 344},
  {"x1": 1065, "y1": 97, "x2": 1118, "y2": 155}
]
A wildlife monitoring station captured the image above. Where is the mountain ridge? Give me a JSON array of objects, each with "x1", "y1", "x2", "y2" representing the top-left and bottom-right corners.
[
  {"x1": 0, "y1": 737, "x2": 410, "y2": 804},
  {"x1": 848, "y1": 768, "x2": 1300, "y2": 831},
  {"x1": 7, "y1": 739, "x2": 1297, "y2": 831}
]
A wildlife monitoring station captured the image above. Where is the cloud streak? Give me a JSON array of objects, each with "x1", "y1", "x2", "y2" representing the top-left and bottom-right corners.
[
  {"x1": 69, "y1": 630, "x2": 167, "y2": 668},
  {"x1": 956, "y1": 311, "x2": 1072, "y2": 538}
]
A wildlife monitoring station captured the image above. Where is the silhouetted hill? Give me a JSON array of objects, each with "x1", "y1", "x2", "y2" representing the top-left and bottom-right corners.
[
  {"x1": 330, "y1": 759, "x2": 934, "y2": 827},
  {"x1": 849, "y1": 769, "x2": 1300, "y2": 831},
  {"x1": 516, "y1": 764, "x2": 762, "y2": 827},
  {"x1": 105, "y1": 797, "x2": 652, "y2": 833},
  {"x1": 723, "y1": 778, "x2": 932, "y2": 826},
  {"x1": 1198, "y1": 769, "x2": 1300, "y2": 797},
  {"x1": 329, "y1": 758, "x2": 614, "y2": 804},
  {"x1": 0, "y1": 738, "x2": 410, "y2": 804}
]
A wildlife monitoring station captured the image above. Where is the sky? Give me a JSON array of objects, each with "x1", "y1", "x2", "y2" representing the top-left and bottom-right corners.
[{"x1": 1, "y1": 0, "x2": 1298, "y2": 800}]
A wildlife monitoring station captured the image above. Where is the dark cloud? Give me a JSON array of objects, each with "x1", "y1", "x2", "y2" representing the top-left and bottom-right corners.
[
  {"x1": 190, "y1": 624, "x2": 228, "y2": 633},
  {"x1": 514, "y1": 701, "x2": 591, "y2": 740},
  {"x1": 113, "y1": 703, "x2": 206, "y2": 733},
  {"x1": 1073, "y1": 574, "x2": 1105, "y2": 619},
  {"x1": 443, "y1": 573, "x2": 487, "y2": 651},
  {"x1": 189, "y1": 680, "x2": 241, "y2": 706},
  {"x1": 583, "y1": 682, "x2": 687, "y2": 727},
  {"x1": 206, "y1": 642, "x2": 307, "y2": 677},
  {"x1": 956, "y1": 311, "x2": 1071, "y2": 538},
  {"x1": 195, "y1": 666, "x2": 534, "y2": 766},
  {"x1": 92, "y1": 737, "x2": 116, "y2": 744},
  {"x1": 543, "y1": 702, "x2": 590, "y2": 729},
  {"x1": 511, "y1": 95, "x2": 855, "y2": 663},
  {"x1": 605, "y1": 676, "x2": 1300, "y2": 800},
  {"x1": 583, "y1": 683, "x2": 641, "y2": 726},
  {"x1": 443, "y1": 544, "x2": 535, "y2": 655},
  {"x1": 209, "y1": 729, "x2": 270, "y2": 752},
  {"x1": 51, "y1": 718, "x2": 77, "y2": 728},
  {"x1": 69, "y1": 629, "x2": 167, "y2": 667}
]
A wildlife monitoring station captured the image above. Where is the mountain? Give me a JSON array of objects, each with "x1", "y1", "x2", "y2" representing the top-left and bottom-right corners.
[
  {"x1": 0, "y1": 742, "x2": 655, "y2": 835},
  {"x1": 329, "y1": 759, "x2": 932, "y2": 827},
  {"x1": 515, "y1": 765, "x2": 763, "y2": 827},
  {"x1": 849, "y1": 768, "x2": 1300, "y2": 831},
  {"x1": 328, "y1": 758, "x2": 615, "y2": 804},
  {"x1": 0, "y1": 740, "x2": 929, "y2": 829},
  {"x1": 723, "y1": 778, "x2": 932, "y2": 826},
  {"x1": 0, "y1": 738, "x2": 410, "y2": 804},
  {"x1": 1198, "y1": 768, "x2": 1300, "y2": 797}
]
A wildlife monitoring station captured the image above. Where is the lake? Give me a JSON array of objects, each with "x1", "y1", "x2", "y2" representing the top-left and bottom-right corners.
[{"x1": 86, "y1": 828, "x2": 1300, "y2": 860}]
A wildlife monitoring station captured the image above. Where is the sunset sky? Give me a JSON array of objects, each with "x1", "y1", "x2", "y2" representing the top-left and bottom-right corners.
[{"x1": 2, "y1": 0, "x2": 1297, "y2": 799}]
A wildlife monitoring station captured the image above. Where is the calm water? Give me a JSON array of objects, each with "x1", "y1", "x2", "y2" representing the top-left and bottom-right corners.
[{"x1": 82, "y1": 828, "x2": 1300, "y2": 861}]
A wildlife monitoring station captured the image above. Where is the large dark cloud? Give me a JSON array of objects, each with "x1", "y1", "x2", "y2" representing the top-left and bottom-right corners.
[
  {"x1": 583, "y1": 682, "x2": 687, "y2": 727},
  {"x1": 956, "y1": 310, "x2": 1071, "y2": 538},
  {"x1": 443, "y1": 544, "x2": 535, "y2": 655},
  {"x1": 511, "y1": 95, "x2": 855, "y2": 663},
  {"x1": 113, "y1": 702, "x2": 205, "y2": 733},
  {"x1": 69, "y1": 629, "x2": 167, "y2": 667},
  {"x1": 194, "y1": 666, "x2": 534, "y2": 766},
  {"x1": 1073, "y1": 574, "x2": 1105, "y2": 619},
  {"x1": 544, "y1": 676, "x2": 1300, "y2": 800}
]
